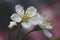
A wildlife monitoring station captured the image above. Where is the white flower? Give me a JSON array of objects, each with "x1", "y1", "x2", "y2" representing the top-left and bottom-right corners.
[
  {"x1": 8, "y1": 21, "x2": 17, "y2": 28},
  {"x1": 38, "y1": 14, "x2": 53, "y2": 38},
  {"x1": 10, "y1": 5, "x2": 40, "y2": 29},
  {"x1": 39, "y1": 15, "x2": 52, "y2": 29}
]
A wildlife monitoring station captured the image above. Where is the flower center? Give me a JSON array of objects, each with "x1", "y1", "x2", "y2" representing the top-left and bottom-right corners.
[
  {"x1": 21, "y1": 13, "x2": 29, "y2": 22},
  {"x1": 43, "y1": 19, "x2": 51, "y2": 25}
]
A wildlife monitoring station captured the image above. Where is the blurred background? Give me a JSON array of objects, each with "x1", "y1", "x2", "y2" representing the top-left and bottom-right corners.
[{"x1": 0, "y1": 0, "x2": 60, "y2": 40}]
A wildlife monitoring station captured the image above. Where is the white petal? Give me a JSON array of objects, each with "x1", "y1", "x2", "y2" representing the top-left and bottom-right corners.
[
  {"x1": 26, "y1": 6, "x2": 37, "y2": 17},
  {"x1": 8, "y1": 21, "x2": 17, "y2": 28},
  {"x1": 10, "y1": 13, "x2": 22, "y2": 22},
  {"x1": 45, "y1": 25, "x2": 52, "y2": 29},
  {"x1": 21, "y1": 22, "x2": 35, "y2": 32},
  {"x1": 39, "y1": 24, "x2": 52, "y2": 29},
  {"x1": 35, "y1": 13, "x2": 45, "y2": 25},
  {"x1": 29, "y1": 19, "x2": 40, "y2": 25},
  {"x1": 43, "y1": 29, "x2": 52, "y2": 38},
  {"x1": 39, "y1": 22, "x2": 46, "y2": 29},
  {"x1": 15, "y1": 5, "x2": 24, "y2": 15},
  {"x1": 39, "y1": 25, "x2": 46, "y2": 29},
  {"x1": 30, "y1": 13, "x2": 43, "y2": 25},
  {"x1": 21, "y1": 22, "x2": 32, "y2": 29}
]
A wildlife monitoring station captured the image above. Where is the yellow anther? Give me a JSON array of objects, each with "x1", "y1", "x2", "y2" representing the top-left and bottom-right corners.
[
  {"x1": 43, "y1": 18, "x2": 51, "y2": 25},
  {"x1": 21, "y1": 13, "x2": 29, "y2": 22}
]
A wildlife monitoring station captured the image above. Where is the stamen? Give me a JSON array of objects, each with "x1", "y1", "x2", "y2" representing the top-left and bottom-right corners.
[
  {"x1": 21, "y1": 13, "x2": 29, "y2": 22},
  {"x1": 43, "y1": 19, "x2": 51, "y2": 25}
]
